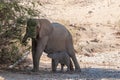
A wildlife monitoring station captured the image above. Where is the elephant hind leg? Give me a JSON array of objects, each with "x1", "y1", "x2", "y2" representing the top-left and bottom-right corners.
[
  {"x1": 66, "y1": 35, "x2": 81, "y2": 72},
  {"x1": 67, "y1": 47, "x2": 81, "y2": 72}
]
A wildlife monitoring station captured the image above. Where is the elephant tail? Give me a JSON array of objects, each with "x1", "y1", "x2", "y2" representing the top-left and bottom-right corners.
[{"x1": 70, "y1": 59, "x2": 74, "y2": 71}]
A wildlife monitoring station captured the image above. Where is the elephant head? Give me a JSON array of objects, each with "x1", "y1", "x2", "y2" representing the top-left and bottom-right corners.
[
  {"x1": 47, "y1": 54, "x2": 56, "y2": 59},
  {"x1": 22, "y1": 18, "x2": 53, "y2": 43},
  {"x1": 47, "y1": 53, "x2": 59, "y2": 59}
]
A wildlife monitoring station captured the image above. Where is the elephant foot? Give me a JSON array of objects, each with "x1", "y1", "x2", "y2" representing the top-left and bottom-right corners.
[
  {"x1": 66, "y1": 68, "x2": 70, "y2": 72},
  {"x1": 75, "y1": 68, "x2": 81, "y2": 73},
  {"x1": 59, "y1": 70, "x2": 64, "y2": 73},
  {"x1": 52, "y1": 69, "x2": 57, "y2": 72},
  {"x1": 31, "y1": 69, "x2": 39, "y2": 72},
  {"x1": 64, "y1": 70, "x2": 74, "y2": 74},
  {"x1": 52, "y1": 71, "x2": 61, "y2": 73},
  {"x1": 66, "y1": 70, "x2": 70, "y2": 73},
  {"x1": 51, "y1": 70, "x2": 57, "y2": 73}
]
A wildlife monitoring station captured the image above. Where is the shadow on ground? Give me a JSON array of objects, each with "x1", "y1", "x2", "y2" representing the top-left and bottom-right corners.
[{"x1": 0, "y1": 67, "x2": 120, "y2": 80}]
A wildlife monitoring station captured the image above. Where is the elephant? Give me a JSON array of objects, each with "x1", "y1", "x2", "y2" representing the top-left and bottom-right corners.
[
  {"x1": 47, "y1": 51, "x2": 72, "y2": 72},
  {"x1": 22, "y1": 18, "x2": 81, "y2": 72}
]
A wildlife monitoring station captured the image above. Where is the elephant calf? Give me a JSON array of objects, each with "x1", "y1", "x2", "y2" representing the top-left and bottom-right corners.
[{"x1": 47, "y1": 51, "x2": 72, "y2": 72}]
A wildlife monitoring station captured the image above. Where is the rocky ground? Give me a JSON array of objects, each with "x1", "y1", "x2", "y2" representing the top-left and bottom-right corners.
[{"x1": 0, "y1": 0, "x2": 120, "y2": 80}]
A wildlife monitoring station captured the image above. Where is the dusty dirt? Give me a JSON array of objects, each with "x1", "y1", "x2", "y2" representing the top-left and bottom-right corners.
[
  {"x1": 0, "y1": 52, "x2": 120, "y2": 80},
  {"x1": 0, "y1": 0, "x2": 120, "y2": 80}
]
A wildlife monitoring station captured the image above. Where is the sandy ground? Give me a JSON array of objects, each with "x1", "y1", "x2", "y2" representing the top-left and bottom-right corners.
[
  {"x1": 0, "y1": 0, "x2": 120, "y2": 80},
  {"x1": 0, "y1": 52, "x2": 120, "y2": 80}
]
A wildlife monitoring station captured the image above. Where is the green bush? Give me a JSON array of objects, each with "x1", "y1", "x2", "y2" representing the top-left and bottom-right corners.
[{"x1": 0, "y1": 0, "x2": 39, "y2": 64}]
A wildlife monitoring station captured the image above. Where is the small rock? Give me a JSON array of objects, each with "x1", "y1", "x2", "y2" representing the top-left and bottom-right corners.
[
  {"x1": 84, "y1": 53, "x2": 91, "y2": 57},
  {"x1": 88, "y1": 11, "x2": 93, "y2": 14},
  {"x1": 79, "y1": 60, "x2": 82, "y2": 62},
  {"x1": 90, "y1": 38, "x2": 99, "y2": 42},
  {"x1": 102, "y1": 61, "x2": 105, "y2": 63},
  {"x1": 69, "y1": 24, "x2": 77, "y2": 27},
  {"x1": 78, "y1": 27, "x2": 86, "y2": 31},
  {"x1": 76, "y1": 33, "x2": 81, "y2": 36},
  {"x1": 118, "y1": 52, "x2": 120, "y2": 54},
  {"x1": 117, "y1": 66, "x2": 120, "y2": 68},
  {"x1": 86, "y1": 41, "x2": 89, "y2": 44},
  {"x1": 113, "y1": 32, "x2": 120, "y2": 36}
]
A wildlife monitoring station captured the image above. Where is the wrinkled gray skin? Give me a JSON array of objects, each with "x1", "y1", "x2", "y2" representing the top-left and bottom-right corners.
[
  {"x1": 22, "y1": 19, "x2": 81, "y2": 72},
  {"x1": 48, "y1": 51, "x2": 71, "y2": 72}
]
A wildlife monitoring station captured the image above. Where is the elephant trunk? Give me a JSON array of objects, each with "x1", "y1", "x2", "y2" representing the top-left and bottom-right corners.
[{"x1": 22, "y1": 33, "x2": 29, "y2": 43}]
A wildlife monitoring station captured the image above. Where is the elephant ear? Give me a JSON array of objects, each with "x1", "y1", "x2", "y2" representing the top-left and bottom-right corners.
[{"x1": 38, "y1": 19, "x2": 53, "y2": 38}]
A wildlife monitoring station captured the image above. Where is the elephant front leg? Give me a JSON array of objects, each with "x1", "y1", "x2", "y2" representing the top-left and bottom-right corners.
[
  {"x1": 66, "y1": 64, "x2": 70, "y2": 72},
  {"x1": 52, "y1": 59, "x2": 56, "y2": 72},
  {"x1": 52, "y1": 60, "x2": 58, "y2": 72},
  {"x1": 32, "y1": 37, "x2": 48, "y2": 72},
  {"x1": 61, "y1": 64, "x2": 64, "y2": 71},
  {"x1": 32, "y1": 38, "x2": 38, "y2": 72}
]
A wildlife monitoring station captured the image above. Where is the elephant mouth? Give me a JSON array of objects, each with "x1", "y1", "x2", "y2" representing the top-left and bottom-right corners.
[{"x1": 47, "y1": 54, "x2": 50, "y2": 57}]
